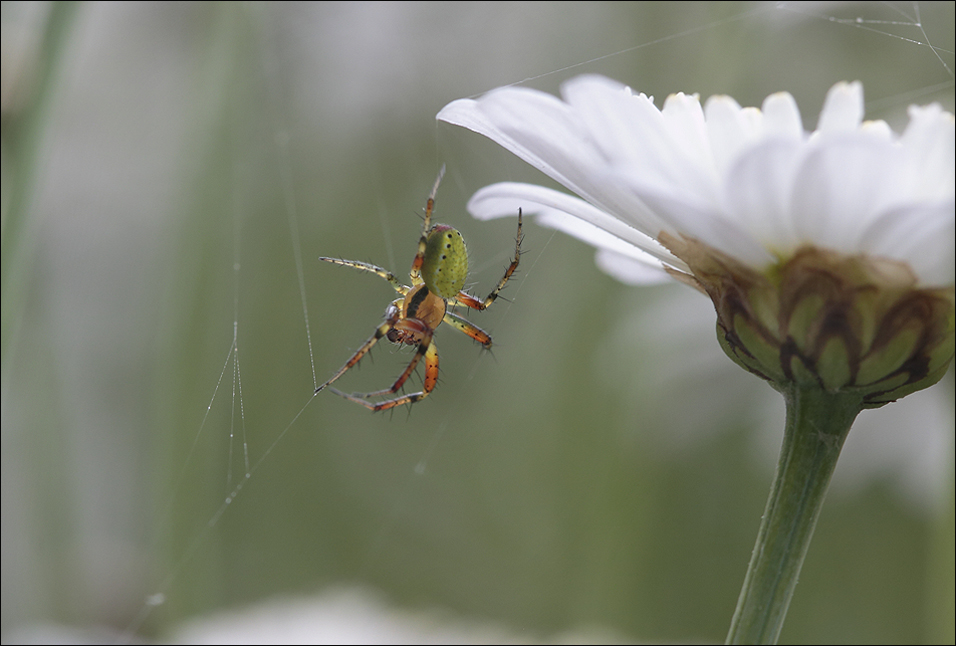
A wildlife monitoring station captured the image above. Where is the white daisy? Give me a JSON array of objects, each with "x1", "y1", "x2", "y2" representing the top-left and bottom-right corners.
[{"x1": 438, "y1": 75, "x2": 954, "y2": 404}]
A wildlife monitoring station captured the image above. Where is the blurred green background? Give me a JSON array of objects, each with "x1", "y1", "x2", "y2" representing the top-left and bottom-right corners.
[{"x1": 2, "y1": 1, "x2": 953, "y2": 643}]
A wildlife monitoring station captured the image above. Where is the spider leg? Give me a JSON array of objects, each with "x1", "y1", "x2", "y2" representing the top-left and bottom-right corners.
[
  {"x1": 315, "y1": 302, "x2": 401, "y2": 394},
  {"x1": 318, "y1": 257, "x2": 408, "y2": 295},
  {"x1": 329, "y1": 337, "x2": 440, "y2": 411},
  {"x1": 343, "y1": 329, "x2": 433, "y2": 399},
  {"x1": 443, "y1": 311, "x2": 492, "y2": 349},
  {"x1": 449, "y1": 208, "x2": 523, "y2": 311},
  {"x1": 409, "y1": 165, "x2": 446, "y2": 284}
]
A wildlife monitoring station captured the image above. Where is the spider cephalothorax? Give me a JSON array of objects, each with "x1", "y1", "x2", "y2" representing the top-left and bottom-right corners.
[{"x1": 315, "y1": 168, "x2": 522, "y2": 411}]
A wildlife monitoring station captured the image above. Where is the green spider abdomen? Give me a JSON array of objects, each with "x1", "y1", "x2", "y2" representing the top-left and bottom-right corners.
[{"x1": 422, "y1": 224, "x2": 468, "y2": 299}]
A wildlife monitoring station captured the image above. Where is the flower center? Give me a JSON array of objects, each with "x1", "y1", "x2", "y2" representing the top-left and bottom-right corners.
[{"x1": 660, "y1": 233, "x2": 955, "y2": 407}]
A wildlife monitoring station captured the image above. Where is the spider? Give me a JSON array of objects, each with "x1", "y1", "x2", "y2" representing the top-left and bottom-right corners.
[{"x1": 315, "y1": 167, "x2": 522, "y2": 411}]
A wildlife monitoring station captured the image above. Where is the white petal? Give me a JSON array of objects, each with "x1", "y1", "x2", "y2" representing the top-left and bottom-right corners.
[
  {"x1": 439, "y1": 87, "x2": 670, "y2": 236},
  {"x1": 438, "y1": 91, "x2": 598, "y2": 195},
  {"x1": 704, "y1": 95, "x2": 752, "y2": 175},
  {"x1": 860, "y1": 119, "x2": 893, "y2": 141},
  {"x1": 815, "y1": 81, "x2": 864, "y2": 134},
  {"x1": 900, "y1": 103, "x2": 956, "y2": 202},
  {"x1": 619, "y1": 167, "x2": 775, "y2": 267},
  {"x1": 578, "y1": 89, "x2": 723, "y2": 207},
  {"x1": 790, "y1": 136, "x2": 906, "y2": 252},
  {"x1": 760, "y1": 91, "x2": 804, "y2": 140},
  {"x1": 594, "y1": 249, "x2": 673, "y2": 285},
  {"x1": 559, "y1": 76, "x2": 703, "y2": 231},
  {"x1": 561, "y1": 75, "x2": 662, "y2": 169},
  {"x1": 858, "y1": 201, "x2": 956, "y2": 286},
  {"x1": 467, "y1": 182, "x2": 682, "y2": 271},
  {"x1": 660, "y1": 92, "x2": 720, "y2": 202},
  {"x1": 721, "y1": 139, "x2": 806, "y2": 254}
]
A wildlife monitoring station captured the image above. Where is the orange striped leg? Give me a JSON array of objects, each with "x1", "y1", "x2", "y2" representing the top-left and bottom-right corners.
[
  {"x1": 443, "y1": 311, "x2": 492, "y2": 349},
  {"x1": 341, "y1": 327, "x2": 432, "y2": 399},
  {"x1": 409, "y1": 166, "x2": 446, "y2": 284},
  {"x1": 315, "y1": 302, "x2": 401, "y2": 394},
  {"x1": 451, "y1": 209, "x2": 522, "y2": 311},
  {"x1": 329, "y1": 339, "x2": 439, "y2": 411}
]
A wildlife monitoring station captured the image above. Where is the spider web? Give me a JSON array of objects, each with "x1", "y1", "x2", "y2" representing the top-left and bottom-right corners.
[{"x1": 2, "y1": 2, "x2": 953, "y2": 643}]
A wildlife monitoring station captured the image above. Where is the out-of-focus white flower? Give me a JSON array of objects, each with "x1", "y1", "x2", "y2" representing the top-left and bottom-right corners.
[
  {"x1": 170, "y1": 587, "x2": 624, "y2": 644},
  {"x1": 438, "y1": 76, "x2": 955, "y2": 406}
]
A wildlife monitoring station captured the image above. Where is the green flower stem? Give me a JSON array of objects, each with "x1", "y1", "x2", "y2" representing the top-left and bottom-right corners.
[{"x1": 726, "y1": 386, "x2": 865, "y2": 644}]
